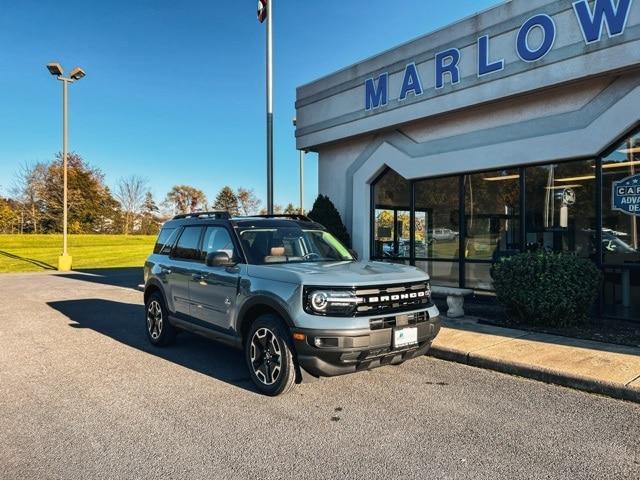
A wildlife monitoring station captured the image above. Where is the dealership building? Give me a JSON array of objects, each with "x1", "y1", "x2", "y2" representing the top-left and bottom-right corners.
[{"x1": 295, "y1": 0, "x2": 640, "y2": 321}]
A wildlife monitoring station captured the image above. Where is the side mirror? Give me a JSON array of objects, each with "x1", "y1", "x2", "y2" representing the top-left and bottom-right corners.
[
  {"x1": 348, "y1": 249, "x2": 359, "y2": 261},
  {"x1": 206, "y1": 251, "x2": 234, "y2": 267}
]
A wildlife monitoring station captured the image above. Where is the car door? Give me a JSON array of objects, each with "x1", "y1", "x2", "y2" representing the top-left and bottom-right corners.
[
  {"x1": 189, "y1": 225, "x2": 241, "y2": 332},
  {"x1": 168, "y1": 226, "x2": 204, "y2": 318}
]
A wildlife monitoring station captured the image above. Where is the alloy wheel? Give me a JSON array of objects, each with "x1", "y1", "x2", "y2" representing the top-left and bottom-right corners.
[
  {"x1": 250, "y1": 328, "x2": 282, "y2": 385},
  {"x1": 147, "y1": 300, "x2": 163, "y2": 340}
]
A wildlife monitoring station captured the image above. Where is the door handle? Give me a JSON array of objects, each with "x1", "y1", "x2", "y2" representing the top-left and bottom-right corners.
[{"x1": 192, "y1": 273, "x2": 208, "y2": 282}]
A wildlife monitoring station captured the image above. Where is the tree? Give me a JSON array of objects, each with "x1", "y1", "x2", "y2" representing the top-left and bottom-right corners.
[
  {"x1": 284, "y1": 203, "x2": 298, "y2": 214},
  {"x1": 140, "y1": 192, "x2": 161, "y2": 235},
  {"x1": 213, "y1": 186, "x2": 239, "y2": 215},
  {"x1": 308, "y1": 195, "x2": 351, "y2": 247},
  {"x1": 114, "y1": 175, "x2": 148, "y2": 234},
  {"x1": 259, "y1": 204, "x2": 283, "y2": 215},
  {"x1": 236, "y1": 188, "x2": 261, "y2": 216},
  {"x1": 11, "y1": 162, "x2": 47, "y2": 233},
  {"x1": 165, "y1": 185, "x2": 207, "y2": 214},
  {"x1": 0, "y1": 198, "x2": 19, "y2": 233},
  {"x1": 40, "y1": 152, "x2": 120, "y2": 234}
]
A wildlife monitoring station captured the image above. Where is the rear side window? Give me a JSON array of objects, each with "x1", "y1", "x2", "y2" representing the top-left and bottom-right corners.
[
  {"x1": 153, "y1": 228, "x2": 177, "y2": 254},
  {"x1": 172, "y1": 227, "x2": 203, "y2": 261}
]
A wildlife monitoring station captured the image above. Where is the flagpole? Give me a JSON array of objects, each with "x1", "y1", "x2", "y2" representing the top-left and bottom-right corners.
[{"x1": 266, "y1": 0, "x2": 274, "y2": 214}]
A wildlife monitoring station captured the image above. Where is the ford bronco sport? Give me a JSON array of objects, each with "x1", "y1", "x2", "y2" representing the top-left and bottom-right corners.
[{"x1": 143, "y1": 212, "x2": 441, "y2": 396}]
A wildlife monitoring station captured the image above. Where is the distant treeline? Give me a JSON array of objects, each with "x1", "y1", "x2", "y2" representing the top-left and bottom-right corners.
[{"x1": 0, "y1": 152, "x2": 300, "y2": 235}]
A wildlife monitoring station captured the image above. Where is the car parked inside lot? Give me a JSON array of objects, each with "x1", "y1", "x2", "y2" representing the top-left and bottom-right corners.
[
  {"x1": 431, "y1": 228, "x2": 459, "y2": 242},
  {"x1": 144, "y1": 212, "x2": 440, "y2": 395}
]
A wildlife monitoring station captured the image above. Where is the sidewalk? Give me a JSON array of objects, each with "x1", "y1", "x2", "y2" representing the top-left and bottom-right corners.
[{"x1": 429, "y1": 317, "x2": 640, "y2": 403}]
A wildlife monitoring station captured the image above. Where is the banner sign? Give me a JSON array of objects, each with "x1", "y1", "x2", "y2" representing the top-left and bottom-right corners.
[{"x1": 612, "y1": 174, "x2": 640, "y2": 216}]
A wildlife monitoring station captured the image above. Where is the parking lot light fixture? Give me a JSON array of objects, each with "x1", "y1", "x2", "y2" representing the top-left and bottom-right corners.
[{"x1": 46, "y1": 61, "x2": 86, "y2": 271}]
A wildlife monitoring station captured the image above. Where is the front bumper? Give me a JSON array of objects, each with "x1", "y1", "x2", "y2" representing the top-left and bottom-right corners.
[{"x1": 293, "y1": 304, "x2": 441, "y2": 378}]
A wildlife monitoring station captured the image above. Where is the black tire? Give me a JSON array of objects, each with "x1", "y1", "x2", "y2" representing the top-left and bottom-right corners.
[
  {"x1": 144, "y1": 291, "x2": 176, "y2": 346},
  {"x1": 245, "y1": 314, "x2": 297, "y2": 396}
]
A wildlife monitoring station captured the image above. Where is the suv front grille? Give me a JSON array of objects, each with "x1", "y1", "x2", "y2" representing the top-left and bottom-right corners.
[
  {"x1": 355, "y1": 281, "x2": 431, "y2": 317},
  {"x1": 369, "y1": 311, "x2": 430, "y2": 330}
]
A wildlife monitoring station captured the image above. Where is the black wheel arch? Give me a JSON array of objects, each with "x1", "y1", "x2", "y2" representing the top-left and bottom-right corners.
[
  {"x1": 144, "y1": 279, "x2": 167, "y2": 306},
  {"x1": 236, "y1": 296, "x2": 295, "y2": 344}
]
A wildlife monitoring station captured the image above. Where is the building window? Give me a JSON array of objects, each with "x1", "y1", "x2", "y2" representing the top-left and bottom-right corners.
[
  {"x1": 464, "y1": 169, "x2": 520, "y2": 289},
  {"x1": 601, "y1": 131, "x2": 640, "y2": 319},
  {"x1": 525, "y1": 160, "x2": 596, "y2": 259},
  {"x1": 464, "y1": 170, "x2": 520, "y2": 262},
  {"x1": 415, "y1": 176, "x2": 460, "y2": 286},
  {"x1": 372, "y1": 168, "x2": 410, "y2": 263}
]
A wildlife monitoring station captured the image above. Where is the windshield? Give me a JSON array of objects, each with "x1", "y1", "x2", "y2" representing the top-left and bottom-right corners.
[{"x1": 238, "y1": 227, "x2": 353, "y2": 265}]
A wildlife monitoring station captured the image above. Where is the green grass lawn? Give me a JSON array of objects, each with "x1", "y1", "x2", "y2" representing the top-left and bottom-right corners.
[{"x1": 0, "y1": 234, "x2": 156, "y2": 273}]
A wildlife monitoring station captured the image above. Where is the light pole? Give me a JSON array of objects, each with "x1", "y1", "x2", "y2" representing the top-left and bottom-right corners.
[
  {"x1": 293, "y1": 117, "x2": 305, "y2": 214},
  {"x1": 46, "y1": 62, "x2": 85, "y2": 271}
]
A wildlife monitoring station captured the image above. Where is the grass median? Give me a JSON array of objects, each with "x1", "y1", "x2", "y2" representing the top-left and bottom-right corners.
[{"x1": 0, "y1": 234, "x2": 156, "y2": 273}]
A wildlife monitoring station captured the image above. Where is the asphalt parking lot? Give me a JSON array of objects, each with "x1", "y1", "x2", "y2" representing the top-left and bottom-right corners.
[{"x1": 1, "y1": 270, "x2": 639, "y2": 480}]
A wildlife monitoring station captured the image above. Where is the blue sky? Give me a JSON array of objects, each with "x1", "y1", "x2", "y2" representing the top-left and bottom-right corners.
[{"x1": 0, "y1": 0, "x2": 499, "y2": 209}]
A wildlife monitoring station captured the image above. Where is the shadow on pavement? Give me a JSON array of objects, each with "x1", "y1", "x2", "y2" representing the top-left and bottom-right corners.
[
  {"x1": 0, "y1": 250, "x2": 56, "y2": 270},
  {"x1": 47, "y1": 298, "x2": 256, "y2": 393},
  {"x1": 58, "y1": 267, "x2": 144, "y2": 289}
]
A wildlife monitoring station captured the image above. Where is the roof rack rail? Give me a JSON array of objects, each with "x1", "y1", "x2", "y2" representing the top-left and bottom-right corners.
[
  {"x1": 172, "y1": 211, "x2": 231, "y2": 220},
  {"x1": 244, "y1": 214, "x2": 313, "y2": 222}
]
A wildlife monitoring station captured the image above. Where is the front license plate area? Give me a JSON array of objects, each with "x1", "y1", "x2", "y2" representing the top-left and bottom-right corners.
[{"x1": 393, "y1": 326, "x2": 418, "y2": 349}]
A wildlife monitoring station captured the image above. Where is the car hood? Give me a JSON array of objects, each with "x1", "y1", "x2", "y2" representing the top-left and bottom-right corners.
[{"x1": 246, "y1": 261, "x2": 428, "y2": 287}]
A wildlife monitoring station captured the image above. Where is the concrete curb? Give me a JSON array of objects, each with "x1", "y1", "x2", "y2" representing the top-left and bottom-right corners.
[{"x1": 428, "y1": 345, "x2": 640, "y2": 404}]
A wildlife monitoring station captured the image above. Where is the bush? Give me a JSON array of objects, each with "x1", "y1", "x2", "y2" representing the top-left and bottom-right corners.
[
  {"x1": 491, "y1": 252, "x2": 602, "y2": 327},
  {"x1": 308, "y1": 195, "x2": 351, "y2": 248}
]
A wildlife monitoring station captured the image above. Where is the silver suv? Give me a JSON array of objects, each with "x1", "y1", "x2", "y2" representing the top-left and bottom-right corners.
[{"x1": 143, "y1": 212, "x2": 441, "y2": 396}]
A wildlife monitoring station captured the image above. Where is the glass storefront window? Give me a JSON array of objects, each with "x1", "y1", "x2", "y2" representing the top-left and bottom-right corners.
[
  {"x1": 416, "y1": 260, "x2": 459, "y2": 288},
  {"x1": 601, "y1": 132, "x2": 640, "y2": 320},
  {"x1": 525, "y1": 160, "x2": 596, "y2": 259},
  {"x1": 602, "y1": 132, "x2": 640, "y2": 264},
  {"x1": 465, "y1": 263, "x2": 494, "y2": 290},
  {"x1": 414, "y1": 177, "x2": 460, "y2": 259},
  {"x1": 367, "y1": 132, "x2": 640, "y2": 322},
  {"x1": 464, "y1": 170, "x2": 520, "y2": 261},
  {"x1": 373, "y1": 169, "x2": 410, "y2": 261}
]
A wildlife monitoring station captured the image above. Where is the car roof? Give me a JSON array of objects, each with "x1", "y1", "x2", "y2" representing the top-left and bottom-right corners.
[{"x1": 161, "y1": 215, "x2": 325, "y2": 231}]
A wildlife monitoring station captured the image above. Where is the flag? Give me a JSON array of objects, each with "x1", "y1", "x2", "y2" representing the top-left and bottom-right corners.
[{"x1": 258, "y1": 0, "x2": 267, "y2": 23}]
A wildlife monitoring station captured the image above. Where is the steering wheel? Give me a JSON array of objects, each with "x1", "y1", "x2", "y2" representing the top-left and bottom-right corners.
[{"x1": 303, "y1": 252, "x2": 321, "y2": 261}]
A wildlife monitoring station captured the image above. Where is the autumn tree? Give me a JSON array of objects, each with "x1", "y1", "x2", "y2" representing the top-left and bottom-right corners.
[
  {"x1": 0, "y1": 198, "x2": 19, "y2": 233},
  {"x1": 213, "y1": 186, "x2": 239, "y2": 215},
  {"x1": 236, "y1": 188, "x2": 261, "y2": 216},
  {"x1": 259, "y1": 204, "x2": 283, "y2": 215},
  {"x1": 283, "y1": 203, "x2": 298, "y2": 214},
  {"x1": 40, "y1": 152, "x2": 120, "y2": 233},
  {"x1": 165, "y1": 185, "x2": 207, "y2": 214}
]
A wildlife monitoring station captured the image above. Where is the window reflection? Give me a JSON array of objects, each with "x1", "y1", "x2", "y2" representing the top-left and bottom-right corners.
[
  {"x1": 525, "y1": 160, "x2": 596, "y2": 259},
  {"x1": 602, "y1": 133, "x2": 640, "y2": 265},
  {"x1": 464, "y1": 170, "x2": 520, "y2": 261},
  {"x1": 414, "y1": 177, "x2": 460, "y2": 259},
  {"x1": 373, "y1": 169, "x2": 410, "y2": 261}
]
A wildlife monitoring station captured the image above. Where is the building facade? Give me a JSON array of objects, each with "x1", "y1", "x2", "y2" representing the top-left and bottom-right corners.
[{"x1": 295, "y1": 0, "x2": 640, "y2": 321}]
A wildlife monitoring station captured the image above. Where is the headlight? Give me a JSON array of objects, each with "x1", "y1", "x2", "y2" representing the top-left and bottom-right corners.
[{"x1": 305, "y1": 289, "x2": 360, "y2": 316}]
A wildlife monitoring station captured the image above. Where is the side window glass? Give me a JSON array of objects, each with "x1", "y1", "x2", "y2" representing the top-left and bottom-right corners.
[
  {"x1": 154, "y1": 228, "x2": 177, "y2": 255},
  {"x1": 172, "y1": 227, "x2": 203, "y2": 261},
  {"x1": 201, "y1": 226, "x2": 235, "y2": 261}
]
